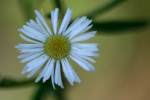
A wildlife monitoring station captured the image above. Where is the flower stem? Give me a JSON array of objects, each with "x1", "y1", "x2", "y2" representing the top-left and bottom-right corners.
[
  {"x1": 0, "y1": 76, "x2": 34, "y2": 88},
  {"x1": 85, "y1": 0, "x2": 126, "y2": 18}
]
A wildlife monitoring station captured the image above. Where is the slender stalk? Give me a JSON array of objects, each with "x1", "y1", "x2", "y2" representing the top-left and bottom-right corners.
[
  {"x1": 85, "y1": 0, "x2": 126, "y2": 18},
  {"x1": 31, "y1": 84, "x2": 50, "y2": 100},
  {"x1": 0, "y1": 76, "x2": 34, "y2": 88},
  {"x1": 53, "y1": 88, "x2": 67, "y2": 100},
  {"x1": 53, "y1": 0, "x2": 66, "y2": 14}
]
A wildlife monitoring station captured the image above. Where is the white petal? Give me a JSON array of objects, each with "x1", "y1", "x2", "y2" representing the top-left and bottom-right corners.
[
  {"x1": 19, "y1": 48, "x2": 43, "y2": 53},
  {"x1": 22, "y1": 25, "x2": 46, "y2": 39},
  {"x1": 71, "y1": 31, "x2": 96, "y2": 42},
  {"x1": 64, "y1": 59, "x2": 80, "y2": 83},
  {"x1": 43, "y1": 59, "x2": 55, "y2": 82},
  {"x1": 20, "y1": 52, "x2": 43, "y2": 63},
  {"x1": 19, "y1": 34, "x2": 40, "y2": 43},
  {"x1": 68, "y1": 19, "x2": 92, "y2": 39},
  {"x1": 58, "y1": 8, "x2": 72, "y2": 34},
  {"x1": 70, "y1": 54, "x2": 95, "y2": 72},
  {"x1": 61, "y1": 59, "x2": 80, "y2": 85},
  {"x1": 35, "y1": 59, "x2": 54, "y2": 83},
  {"x1": 27, "y1": 20, "x2": 43, "y2": 34},
  {"x1": 36, "y1": 18, "x2": 50, "y2": 36},
  {"x1": 27, "y1": 20, "x2": 49, "y2": 37},
  {"x1": 82, "y1": 25, "x2": 93, "y2": 33},
  {"x1": 20, "y1": 26, "x2": 46, "y2": 42},
  {"x1": 71, "y1": 45, "x2": 99, "y2": 57},
  {"x1": 23, "y1": 54, "x2": 48, "y2": 73},
  {"x1": 16, "y1": 43, "x2": 43, "y2": 49},
  {"x1": 72, "y1": 49, "x2": 98, "y2": 57},
  {"x1": 64, "y1": 16, "x2": 87, "y2": 35},
  {"x1": 55, "y1": 60, "x2": 64, "y2": 88},
  {"x1": 35, "y1": 10, "x2": 52, "y2": 35},
  {"x1": 75, "y1": 54, "x2": 96, "y2": 63},
  {"x1": 51, "y1": 8, "x2": 59, "y2": 34},
  {"x1": 26, "y1": 69, "x2": 37, "y2": 78},
  {"x1": 72, "y1": 43, "x2": 99, "y2": 52},
  {"x1": 18, "y1": 53, "x2": 35, "y2": 59}
]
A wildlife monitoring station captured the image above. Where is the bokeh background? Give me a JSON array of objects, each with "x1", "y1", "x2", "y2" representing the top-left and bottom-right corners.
[{"x1": 0, "y1": 0, "x2": 150, "y2": 100}]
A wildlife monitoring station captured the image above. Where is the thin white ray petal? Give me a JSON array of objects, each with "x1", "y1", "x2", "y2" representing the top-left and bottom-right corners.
[
  {"x1": 51, "y1": 8, "x2": 59, "y2": 34},
  {"x1": 61, "y1": 59, "x2": 80, "y2": 85},
  {"x1": 27, "y1": 20, "x2": 43, "y2": 34},
  {"x1": 72, "y1": 46, "x2": 99, "y2": 53},
  {"x1": 18, "y1": 53, "x2": 34, "y2": 59},
  {"x1": 68, "y1": 19, "x2": 92, "y2": 39},
  {"x1": 26, "y1": 69, "x2": 37, "y2": 78},
  {"x1": 18, "y1": 53, "x2": 30, "y2": 59},
  {"x1": 35, "y1": 60, "x2": 51, "y2": 82},
  {"x1": 71, "y1": 31, "x2": 96, "y2": 42},
  {"x1": 19, "y1": 48, "x2": 43, "y2": 53},
  {"x1": 28, "y1": 20, "x2": 49, "y2": 37},
  {"x1": 20, "y1": 27, "x2": 46, "y2": 42},
  {"x1": 20, "y1": 52, "x2": 44, "y2": 63},
  {"x1": 19, "y1": 34, "x2": 40, "y2": 43},
  {"x1": 43, "y1": 59, "x2": 55, "y2": 82},
  {"x1": 58, "y1": 8, "x2": 72, "y2": 34},
  {"x1": 35, "y1": 10, "x2": 52, "y2": 35},
  {"x1": 51, "y1": 65, "x2": 55, "y2": 88},
  {"x1": 71, "y1": 49, "x2": 99, "y2": 57},
  {"x1": 70, "y1": 54, "x2": 95, "y2": 72},
  {"x1": 16, "y1": 43, "x2": 43, "y2": 49},
  {"x1": 61, "y1": 59, "x2": 73, "y2": 85},
  {"x1": 55, "y1": 60, "x2": 64, "y2": 88},
  {"x1": 18, "y1": 52, "x2": 42, "y2": 59},
  {"x1": 64, "y1": 16, "x2": 87, "y2": 35},
  {"x1": 83, "y1": 56, "x2": 96, "y2": 63},
  {"x1": 82, "y1": 25, "x2": 93, "y2": 33},
  {"x1": 35, "y1": 59, "x2": 54, "y2": 83},
  {"x1": 71, "y1": 45, "x2": 99, "y2": 57},
  {"x1": 36, "y1": 18, "x2": 50, "y2": 36},
  {"x1": 72, "y1": 43, "x2": 98, "y2": 50},
  {"x1": 22, "y1": 25, "x2": 46, "y2": 39},
  {"x1": 24, "y1": 54, "x2": 48, "y2": 73},
  {"x1": 64, "y1": 59, "x2": 80, "y2": 83},
  {"x1": 75, "y1": 54, "x2": 96, "y2": 63}
]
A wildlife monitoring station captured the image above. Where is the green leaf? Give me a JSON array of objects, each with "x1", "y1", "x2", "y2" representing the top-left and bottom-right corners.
[
  {"x1": 85, "y1": 0, "x2": 126, "y2": 18},
  {"x1": 93, "y1": 20, "x2": 149, "y2": 33}
]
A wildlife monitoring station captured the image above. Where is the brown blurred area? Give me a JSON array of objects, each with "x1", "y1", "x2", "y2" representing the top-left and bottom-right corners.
[{"x1": 0, "y1": 0, "x2": 150, "y2": 100}]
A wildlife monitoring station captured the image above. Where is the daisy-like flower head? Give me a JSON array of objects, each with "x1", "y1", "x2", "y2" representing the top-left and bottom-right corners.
[{"x1": 16, "y1": 8, "x2": 99, "y2": 88}]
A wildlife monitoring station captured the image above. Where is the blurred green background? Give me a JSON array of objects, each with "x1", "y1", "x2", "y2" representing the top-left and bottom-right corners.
[{"x1": 0, "y1": 0, "x2": 150, "y2": 100}]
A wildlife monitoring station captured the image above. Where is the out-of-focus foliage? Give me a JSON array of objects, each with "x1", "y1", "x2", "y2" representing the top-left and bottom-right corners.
[
  {"x1": 0, "y1": 0, "x2": 149, "y2": 100},
  {"x1": 93, "y1": 20, "x2": 149, "y2": 33}
]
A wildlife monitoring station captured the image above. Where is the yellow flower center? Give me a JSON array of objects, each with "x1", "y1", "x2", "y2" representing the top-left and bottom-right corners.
[{"x1": 44, "y1": 35, "x2": 71, "y2": 60}]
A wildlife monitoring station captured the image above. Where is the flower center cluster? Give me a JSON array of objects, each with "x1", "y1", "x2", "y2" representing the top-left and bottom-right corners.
[{"x1": 44, "y1": 35, "x2": 71, "y2": 60}]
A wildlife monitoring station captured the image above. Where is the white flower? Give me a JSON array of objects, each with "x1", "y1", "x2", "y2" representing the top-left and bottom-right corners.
[{"x1": 16, "y1": 8, "x2": 99, "y2": 88}]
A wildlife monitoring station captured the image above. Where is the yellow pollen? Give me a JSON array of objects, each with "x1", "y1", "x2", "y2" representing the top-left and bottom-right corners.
[{"x1": 44, "y1": 35, "x2": 71, "y2": 60}]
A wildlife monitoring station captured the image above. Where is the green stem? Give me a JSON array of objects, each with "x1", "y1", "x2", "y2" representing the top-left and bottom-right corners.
[
  {"x1": 93, "y1": 20, "x2": 149, "y2": 33},
  {"x1": 85, "y1": 0, "x2": 126, "y2": 18},
  {"x1": 31, "y1": 84, "x2": 50, "y2": 100},
  {"x1": 0, "y1": 76, "x2": 34, "y2": 88},
  {"x1": 53, "y1": 89, "x2": 67, "y2": 100},
  {"x1": 53, "y1": 0, "x2": 66, "y2": 15}
]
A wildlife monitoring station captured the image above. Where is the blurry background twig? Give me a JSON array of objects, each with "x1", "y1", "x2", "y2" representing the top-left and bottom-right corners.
[
  {"x1": 85, "y1": 0, "x2": 126, "y2": 18},
  {"x1": 0, "y1": 75, "x2": 34, "y2": 88},
  {"x1": 0, "y1": 0, "x2": 149, "y2": 100},
  {"x1": 93, "y1": 20, "x2": 149, "y2": 33}
]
